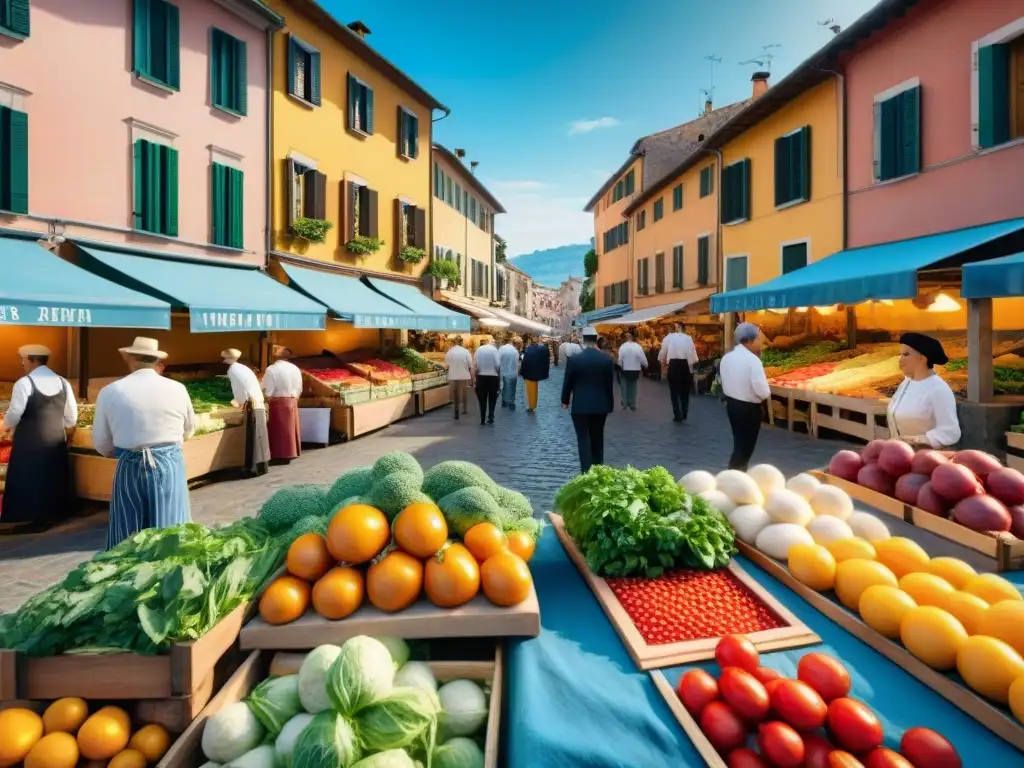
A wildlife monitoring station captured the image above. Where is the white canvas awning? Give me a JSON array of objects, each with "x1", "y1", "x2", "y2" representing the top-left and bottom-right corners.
[{"x1": 599, "y1": 290, "x2": 713, "y2": 326}]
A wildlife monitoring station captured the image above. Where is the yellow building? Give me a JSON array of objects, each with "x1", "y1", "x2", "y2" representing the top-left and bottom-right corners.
[{"x1": 586, "y1": 158, "x2": 640, "y2": 309}]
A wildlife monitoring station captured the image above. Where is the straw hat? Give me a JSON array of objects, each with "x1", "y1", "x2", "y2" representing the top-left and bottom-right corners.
[
  {"x1": 18, "y1": 344, "x2": 52, "y2": 358},
  {"x1": 221, "y1": 348, "x2": 242, "y2": 363},
  {"x1": 119, "y1": 337, "x2": 168, "y2": 360}
]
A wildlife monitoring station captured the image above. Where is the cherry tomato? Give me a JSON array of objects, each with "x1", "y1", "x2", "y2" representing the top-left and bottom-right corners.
[
  {"x1": 863, "y1": 747, "x2": 914, "y2": 768},
  {"x1": 728, "y1": 748, "x2": 768, "y2": 768},
  {"x1": 827, "y1": 698, "x2": 883, "y2": 753},
  {"x1": 798, "y1": 653, "x2": 851, "y2": 702},
  {"x1": 899, "y1": 727, "x2": 962, "y2": 768},
  {"x1": 770, "y1": 679, "x2": 827, "y2": 731},
  {"x1": 677, "y1": 669, "x2": 720, "y2": 717},
  {"x1": 757, "y1": 721, "x2": 805, "y2": 768},
  {"x1": 802, "y1": 733, "x2": 835, "y2": 768},
  {"x1": 700, "y1": 701, "x2": 748, "y2": 754},
  {"x1": 754, "y1": 666, "x2": 782, "y2": 684},
  {"x1": 828, "y1": 751, "x2": 866, "y2": 768},
  {"x1": 720, "y1": 667, "x2": 771, "y2": 722},
  {"x1": 716, "y1": 635, "x2": 760, "y2": 673}
]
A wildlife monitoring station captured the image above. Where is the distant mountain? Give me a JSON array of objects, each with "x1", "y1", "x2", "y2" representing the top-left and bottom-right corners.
[{"x1": 508, "y1": 244, "x2": 588, "y2": 287}]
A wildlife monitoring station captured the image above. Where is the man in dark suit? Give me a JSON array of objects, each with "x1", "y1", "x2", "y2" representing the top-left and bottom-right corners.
[{"x1": 561, "y1": 326, "x2": 615, "y2": 473}]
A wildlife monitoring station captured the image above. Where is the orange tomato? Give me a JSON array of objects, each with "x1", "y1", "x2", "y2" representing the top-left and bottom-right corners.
[
  {"x1": 312, "y1": 566, "x2": 365, "y2": 620},
  {"x1": 258, "y1": 575, "x2": 311, "y2": 625},
  {"x1": 286, "y1": 533, "x2": 335, "y2": 581},
  {"x1": 326, "y1": 504, "x2": 390, "y2": 564},
  {"x1": 42, "y1": 698, "x2": 89, "y2": 734},
  {"x1": 481, "y1": 551, "x2": 533, "y2": 606},
  {"x1": 367, "y1": 550, "x2": 424, "y2": 612},
  {"x1": 505, "y1": 531, "x2": 536, "y2": 563},
  {"x1": 463, "y1": 522, "x2": 507, "y2": 563},
  {"x1": 425, "y1": 543, "x2": 481, "y2": 608},
  {"x1": 393, "y1": 502, "x2": 448, "y2": 558},
  {"x1": 128, "y1": 724, "x2": 170, "y2": 762},
  {"x1": 76, "y1": 711, "x2": 129, "y2": 761}
]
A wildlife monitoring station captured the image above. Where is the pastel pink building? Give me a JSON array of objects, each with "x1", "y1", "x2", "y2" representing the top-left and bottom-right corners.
[
  {"x1": 842, "y1": 0, "x2": 1024, "y2": 248},
  {"x1": 0, "y1": 0, "x2": 281, "y2": 264}
]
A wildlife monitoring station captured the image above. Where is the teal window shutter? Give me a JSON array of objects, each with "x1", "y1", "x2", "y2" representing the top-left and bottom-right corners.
[
  {"x1": 782, "y1": 242, "x2": 808, "y2": 274},
  {"x1": 133, "y1": 139, "x2": 147, "y2": 229},
  {"x1": 878, "y1": 96, "x2": 900, "y2": 180},
  {"x1": 365, "y1": 86, "x2": 374, "y2": 134},
  {"x1": 672, "y1": 184, "x2": 683, "y2": 211},
  {"x1": 211, "y1": 163, "x2": 225, "y2": 244},
  {"x1": 287, "y1": 37, "x2": 297, "y2": 97},
  {"x1": 697, "y1": 237, "x2": 709, "y2": 286},
  {"x1": 978, "y1": 45, "x2": 1011, "y2": 148},
  {"x1": 229, "y1": 167, "x2": 244, "y2": 248},
  {"x1": 797, "y1": 126, "x2": 811, "y2": 201},
  {"x1": 133, "y1": 0, "x2": 151, "y2": 77},
  {"x1": 397, "y1": 106, "x2": 406, "y2": 156},
  {"x1": 726, "y1": 257, "x2": 747, "y2": 291},
  {"x1": 898, "y1": 86, "x2": 920, "y2": 177},
  {"x1": 310, "y1": 50, "x2": 321, "y2": 106},
  {"x1": 2, "y1": 0, "x2": 31, "y2": 37},
  {"x1": 740, "y1": 158, "x2": 751, "y2": 219},
  {"x1": 234, "y1": 38, "x2": 247, "y2": 115},
  {"x1": 774, "y1": 134, "x2": 791, "y2": 206},
  {"x1": 347, "y1": 74, "x2": 357, "y2": 129},
  {"x1": 165, "y1": 2, "x2": 180, "y2": 90},
  {"x1": 133, "y1": 0, "x2": 178, "y2": 90},
  {"x1": 653, "y1": 198, "x2": 663, "y2": 221},
  {"x1": 163, "y1": 145, "x2": 178, "y2": 236},
  {"x1": 0, "y1": 107, "x2": 28, "y2": 213},
  {"x1": 410, "y1": 113, "x2": 418, "y2": 158}
]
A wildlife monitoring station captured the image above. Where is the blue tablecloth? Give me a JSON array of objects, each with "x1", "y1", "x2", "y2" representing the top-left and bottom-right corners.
[{"x1": 507, "y1": 526, "x2": 1023, "y2": 766}]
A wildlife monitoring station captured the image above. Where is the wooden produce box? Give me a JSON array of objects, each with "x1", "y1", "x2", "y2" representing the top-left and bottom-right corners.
[
  {"x1": 650, "y1": 670, "x2": 729, "y2": 768},
  {"x1": 766, "y1": 385, "x2": 814, "y2": 436},
  {"x1": 160, "y1": 647, "x2": 504, "y2": 768},
  {"x1": 419, "y1": 383, "x2": 453, "y2": 413},
  {"x1": 1007, "y1": 431, "x2": 1024, "y2": 473},
  {"x1": 348, "y1": 393, "x2": 416, "y2": 439},
  {"x1": 811, "y1": 469, "x2": 1024, "y2": 571},
  {"x1": 810, "y1": 392, "x2": 890, "y2": 443}
]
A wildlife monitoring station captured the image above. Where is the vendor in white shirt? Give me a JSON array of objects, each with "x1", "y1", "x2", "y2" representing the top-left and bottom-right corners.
[
  {"x1": 616, "y1": 333, "x2": 648, "y2": 411},
  {"x1": 719, "y1": 323, "x2": 771, "y2": 471},
  {"x1": 92, "y1": 337, "x2": 195, "y2": 548},
  {"x1": 659, "y1": 323, "x2": 699, "y2": 422},
  {"x1": 888, "y1": 333, "x2": 961, "y2": 449},
  {"x1": 262, "y1": 346, "x2": 303, "y2": 463},
  {"x1": 223, "y1": 348, "x2": 270, "y2": 477},
  {"x1": 1, "y1": 344, "x2": 77, "y2": 532}
]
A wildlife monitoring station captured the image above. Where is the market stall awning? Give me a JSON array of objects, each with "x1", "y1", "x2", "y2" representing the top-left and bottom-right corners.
[
  {"x1": 74, "y1": 244, "x2": 326, "y2": 332},
  {"x1": 363, "y1": 277, "x2": 471, "y2": 332},
  {"x1": 440, "y1": 296, "x2": 511, "y2": 330},
  {"x1": 577, "y1": 304, "x2": 631, "y2": 326},
  {"x1": 280, "y1": 263, "x2": 418, "y2": 329},
  {"x1": 961, "y1": 252, "x2": 1024, "y2": 299},
  {"x1": 711, "y1": 218, "x2": 1024, "y2": 313},
  {"x1": 485, "y1": 305, "x2": 553, "y2": 336},
  {"x1": 598, "y1": 290, "x2": 713, "y2": 326},
  {"x1": 0, "y1": 236, "x2": 170, "y2": 328}
]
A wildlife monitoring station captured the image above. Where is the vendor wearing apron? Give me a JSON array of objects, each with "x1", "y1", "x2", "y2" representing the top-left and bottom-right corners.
[
  {"x1": 223, "y1": 349, "x2": 270, "y2": 476},
  {"x1": 1, "y1": 344, "x2": 77, "y2": 533},
  {"x1": 261, "y1": 345, "x2": 303, "y2": 463},
  {"x1": 887, "y1": 333, "x2": 961, "y2": 449},
  {"x1": 92, "y1": 338, "x2": 196, "y2": 549}
]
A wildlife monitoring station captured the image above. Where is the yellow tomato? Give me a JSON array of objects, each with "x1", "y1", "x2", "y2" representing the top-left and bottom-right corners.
[
  {"x1": 835, "y1": 558, "x2": 898, "y2": 610},
  {"x1": 926, "y1": 557, "x2": 977, "y2": 590},
  {"x1": 128, "y1": 724, "x2": 170, "y2": 762},
  {"x1": 898, "y1": 572, "x2": 955, "y2": 608},
  {"x1": 24, "y1": 732, "x2": 79, "y2": 768},
  {"x1": 76, "y1": 712, "x2": 129, "y2": 761},
  {"x1": 963, "y1": 573, "x2": 1022, "y2": 605},
  {"x1": 874, "y1": 537, "x2": 930, "y2": 579},
  {"x1": 900, "y1": 606, "x2": 968, "y2": 671},
  {"x1": 0, "y1": 708, "x2": 44, "y2": 768},
  {"x1": 858, "y1": 585, "x2": 917, "y2": 638},
  {"x1": 41, "y1": 698, "x2": 89, "y2": 735},
  {"x1": 788, "y1": 543, "x2": 837, "y2": 591},
  {"x1": 957, "y1": 635, "x2": 1024, "y2": 704},
  {"x1": 978, "y1": 599, "x2": 1024, "y2": 656},
  {"x1": 93, "y1": 707, "x2": 130, "y2": 733},
  {"x1": 938, "y1": 591, "x2": 991, "y2": 636},
  {"x1": 107, "y1": 749, "x2": 147, "y2": 768},
  {"x1": 1009, "y1": 677, "x2": 1024, "y2": 724},
  {"x1": 826, "y1": 537, "x2": 877, "y2": 563}
]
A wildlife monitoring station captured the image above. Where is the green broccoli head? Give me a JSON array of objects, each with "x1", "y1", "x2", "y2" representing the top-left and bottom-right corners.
[
  {"x1": 327, "y1": 466, "x2": 374, "y2": 510},
  {"x1": 371, "y1": 451, "x2": 424, "y2": 484},
  {"x1": 438, "y1": 486, "x2": 503, "y2": 537},
  {"x1": 502, "y1": 515, "x2": 543, "y2": 542},
  {"x1": 422, "y1": 460, "x2": 497, "y2": 502},
  {"x1": 286, "y1": 515, "x2": 329, "y2": 541},
  {"x1": 258, "y1": 484, "x2": 332, "y2": 535},
  {"x1": 491, "y1": 486, "x2": 533, "y2": 521},
  {"x1": 364, "y1": 470, "x2": 427, "y2": 520}
]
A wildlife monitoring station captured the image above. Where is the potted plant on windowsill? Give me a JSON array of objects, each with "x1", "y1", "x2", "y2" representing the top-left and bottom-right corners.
[
  {"x1": 291, "y1": 217, "x2": 333, "y2": 244},
  {"x1": 426, "y1": 258, "x2": 461, "y2": 290},
  {"x1": 346, "y1": 235, "x2": 383, "y2": 256},
  {"x1": 398, "y1": 245, "x2": 426, "y2": 265}
]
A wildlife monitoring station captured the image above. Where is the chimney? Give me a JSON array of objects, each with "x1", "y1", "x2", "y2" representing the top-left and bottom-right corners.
[
  {"x1": 751, "y1": 71, "x2": 770, "y2": 100},
  {"x1": 704, "y1": 99, "x2": 713, "y2": 116},
  {"x1": 347, "y1": 21, "x2": 371, "y2": 39}
]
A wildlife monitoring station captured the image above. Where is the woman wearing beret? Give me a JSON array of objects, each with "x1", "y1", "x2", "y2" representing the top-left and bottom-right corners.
[{"x1": 887, "y1": 333, "x2": 961, "y2": 448}]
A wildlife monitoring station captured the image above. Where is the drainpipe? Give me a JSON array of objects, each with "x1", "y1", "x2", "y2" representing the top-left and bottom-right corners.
[
  {"x1": 265, "y1": 27, "x2": 274, "y2": 266},
  {"x1": 704, "y1": 147, "x2": 730, "y2": 347},
  {"x1": 428, "y1": 108, "x2": 451, "y2": 298}
]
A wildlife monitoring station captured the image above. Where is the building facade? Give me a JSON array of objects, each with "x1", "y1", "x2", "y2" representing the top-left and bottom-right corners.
[
  {"x1": 532, "y1": 285, "x2": 561, "y2": 329},
  {"x1": 556, "y1": 277, "x2": 583, "y2": 332},
  {"x1": 503, "y1": 261, "x2": 534, "y2": 320}
]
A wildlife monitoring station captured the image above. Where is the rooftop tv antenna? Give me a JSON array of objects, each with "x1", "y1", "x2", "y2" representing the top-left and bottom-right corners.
[
  {"x1": 819, "y1": 18, "x2": 842, "y2": 35},
  {"x1": 703, "y1": 54, "x2": 722, "y2": 96},
  {"x1": 470, "y1": 161, "x2": 479, "y2": 175}
]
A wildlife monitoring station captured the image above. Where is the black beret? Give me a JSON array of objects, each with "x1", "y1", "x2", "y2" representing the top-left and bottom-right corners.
[{"x1": 900, "y1": 333, "x2": 949, "y2": 367}]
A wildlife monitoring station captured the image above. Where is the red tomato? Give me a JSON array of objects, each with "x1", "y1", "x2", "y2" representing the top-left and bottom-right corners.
[
  {"x1": 863, "y1": 748, "x2": 914, "y2": 768},
  {"x1": 720, "y1": 667, "x2": 771, "y2": 722},
  {"x1": 827, "y1": 752, "x2": 866, "y2": 768},
  {"x1": 677, "y1": 669, "x2": 720, "y2": 717},
  {"x1": 802, "y1": 733, "x2": 835, "y2": 768},
  {"x1": 770, "y1": 679, "x2": 827, "y2": 731},
  {"x1": 764, "y1": 678, "x2": 785, "y2": 698},
  {"x1": 754, "y1": 666, "x2": 782, "y2": 684},
  {"x1": 716, "y1": 634, "x2": 760, "y2": 673},
  {"x1": 899, "y1": 727, "x2": 962, "y2": 768},
  {"x1": 700, "y1": 701, "x2": 748, "y2": 754},
  {"x1": 757, "y1": 721, "x2": 805, "y2": 768},
  {"x1": 827, "y1": 698, "x2": 883, "y2": 753},
  {"x1": 728, "y1": 748, "x2": 768, "y2": 768},
  {"x1": 798, "y1": 653, "x2": 851, "y2": 702}
]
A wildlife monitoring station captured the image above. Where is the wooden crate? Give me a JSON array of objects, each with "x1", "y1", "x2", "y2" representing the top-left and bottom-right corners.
[
  {"x1": 767, "y1": 385, "x2": 814, "y2": 436},
  {"x1": 811, "y1": 469, "x2": 1024, "y2": 571},
  {"x1": 650, "y1": 670, "x2": 728, "y2": 768},
  {"x1": 419, "y1": 384, "x2": 453, "y2": 413},
  {"x1": 548, "y1": 513, "x2": 819, "y2": 670},
  {"x1": 810, "y1": 392, "x2": 890, "y2": 443},
  {"x1": 1007, "y1": 432, "x2": 1024, "y2": 473},
  {"x1": 160, "y1": 647, "x2": 505, "y2": 768},
  {"x1": 736, "y1": 541, "x2": 1024, "y2": 752},
  {"x1": 348, "y1": 393, "x2": 416, "y2": 439}
]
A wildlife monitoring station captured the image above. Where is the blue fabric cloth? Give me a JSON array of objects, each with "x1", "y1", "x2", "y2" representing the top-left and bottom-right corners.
[
  {"x1": 561, "y1": 348, "x2": 614, "y2": 414},
  {"x1": 521, "y1": 343, "x2": 550, "y2": 381},
  {"x1": 580, "y1": 303, "x2": 631, "y2": 325},
  {"x1": 961, "y1": 251, "x2": 1024, "y2": 298},
  {"x1": 107, "y1": 443, "x2": 190, "y2": 549},
  {"x1": 362, "y1": 276, "x2": 471, "y2": 332},
  {"x1": 501, "y1": 376, "x2": 518, "y2": 407}
]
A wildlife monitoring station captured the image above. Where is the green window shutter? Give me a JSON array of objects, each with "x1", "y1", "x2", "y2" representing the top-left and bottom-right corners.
[
  {"x1": 397, "y1": 106, "x2": 406, "y2": 156},
  {"x1": 347, "y1": 74, "x2": 357, "y2": 129},
  {"x1": 133, "y1": 0, "x2": 151, "y2": 77},
  {"x1": 165, "y1": 2, "x2": 180, "y2": 89},
  {"x1": 740, "y1": 159, "x2": 751, "y2": 219},
  {"x1": 0, "y1": 107, "x2": 28, "y2": 214},
  {"x1": 147, "y1": 140, "x2": 161, "y2": 232},
  {"x1": 774, "y1": 134, "x2": 791, "y2": 206},
  {"x1": 721, "y1": 164, "x2": 733, "y2": 221},
  {"x1": 697, "y1": 237, "x2": 709, "y2": 285},
  {"x1": 978, "y1": 45, "x2": 1011, "y2": 149},
  {"x1": 365, "y1": 86, "x2": 374, "y2": 134},
  {"x1": 797, "y1": 126, "x2": 811, "y2": 201},
  {"x1": 211, "y1": 163, "x2": 226, "y2": 244},
  {"x1": 229, "y1": 167, "x2": 244, "y2": 248},
  {"x1": 287, "y1": 38, "x2": 297, "y2": 98},
  {"x1": 234, "y1": 38, "x2": 248, "y2": 115},
  {"x1": 310, "y1": 50, "x2": 321, "y2": 106},
  {"x1": 410, "y1": 114, "x2": 419, "y2": 158},
  {"x1": 163, "y1": 145, "x2": 178, "y2": 236},
  {"x1": 5, "y1": 0, "x2": 30, "y2": 37},
  {"x1": 878, "y1": 96, "x2": 900, "y2": 180},
  {"x1": 726, "y1": 257, "x2": 747, "y2": 291},
  {"x1": 133, "y1": 139, "x2": 148, "y2": 229},
  {"x1": 782, "y1": 242, "x2": 808, "y2": 274},
  {"x1": 898, "y1": 86, "x2": 920, "y2": 176}
]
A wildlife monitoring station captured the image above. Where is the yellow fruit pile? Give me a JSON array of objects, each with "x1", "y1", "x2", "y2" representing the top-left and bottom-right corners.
[
  {"x1": 785, "y1": 535, "x2": 1024, "y2": 718},
  {"x1": 0, "y1": 700, "x2": 168, "y2": 768}
]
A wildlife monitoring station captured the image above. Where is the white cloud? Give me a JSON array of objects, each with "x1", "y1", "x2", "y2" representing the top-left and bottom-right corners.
[
  {"x1": 497, "y1": 191, "x2": 594, "y2": 257},
  {"x1": 487, "y1": 179, "x2": 548, "y2": 192},
  {"x1": 568, "y1": 117, "x2": 620, "y2": 136}
]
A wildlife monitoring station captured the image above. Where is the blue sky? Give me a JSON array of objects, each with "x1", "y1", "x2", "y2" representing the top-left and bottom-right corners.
[{"x1": 323, "y1": 0, "x2": 879, "y2": 258}]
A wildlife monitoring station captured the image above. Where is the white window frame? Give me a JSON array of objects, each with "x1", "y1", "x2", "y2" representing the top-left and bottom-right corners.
[
  {"x1": 779, "y1": 237, "x2": 811, "y2": 276},
  {"x1": 871, "y1": 77, "x2": 921, "y2": 182},
  {"x1": 209, "y1": 145, "x2": 244, "y2": 171},
  {"x1": 970, "y1": 16, "x2": 1024, "y2": 149},
  {"x1": 0, "y1": 82, "x2": 30, "y2": 111},
  {"x1": 287, "y1": 151, "x2": 318, "y2": 224},
  {"x1": 724, "y1": 254, "x2": 749, "y2": 293},
  {"x1": 126, "y1": 118, "x2": 177, "y2": 148},
  {"x1": 398, "y1": 104, "x2": 418, "y2": 159}
]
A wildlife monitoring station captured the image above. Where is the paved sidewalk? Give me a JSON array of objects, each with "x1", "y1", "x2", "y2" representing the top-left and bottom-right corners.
[{"x1": 0, "y1": 370, "x2": 848, "y2": 613}]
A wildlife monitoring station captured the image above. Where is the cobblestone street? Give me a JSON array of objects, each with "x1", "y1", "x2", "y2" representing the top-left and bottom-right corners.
[{"x1": 0, "y1": 368, "x2": 849, "y2": 613}]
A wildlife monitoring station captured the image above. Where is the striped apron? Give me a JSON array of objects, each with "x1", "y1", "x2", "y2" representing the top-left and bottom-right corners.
[{"x1": 107, "y1": 443, "x2": 190, "y2": 549}]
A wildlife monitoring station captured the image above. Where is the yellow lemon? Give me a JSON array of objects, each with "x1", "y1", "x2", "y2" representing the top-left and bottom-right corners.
[
  {"x1": 826, "y1": 537, "x2": 877, "y2": 563},
  {"x1": 858, "y1": 585, "x2": 917, "y2": 638},
  {"x1": 926, "y1": 557, "x2": 977, "y2": 590},
  {"x1": 1009, "y1": 677, "x2": 1024, "y2": 724},
  {"x1": 938, "y1": 591, "x2": 990, "y2": 636},
  {"x1": 978, "y1": 599, "x2": 1024, "y2": 656},
  {"x1": 0, "y1": 708, "x2": 44, "y2": 768},
  {"x1": 107, "y1": 749, "x2": 147, "y2": 768},
  {"x1": 788, "y1": 544, "x2": 837, "y2": 591},
  {"x1": 963, "y1": 573, "x2": 1022, "y2": 605},
  {"x1": 899, "y1": 572, "x2": 955, "y2": 608},
  {"x1": 835, "y1": 558, "x2": 898, "y2": 610},
  {"x1": 76, "y1": 712, "x2": 129, "y2": 761},
  {"x1": 42, "y1": 698, "x2": 89, "y2": 735},
  {"x1": 874, "y1": 537, "x2": 930, "y2": 579},
  {"x1": 24, "y1": 732, "x2": 79, "y2": 768},
  {"x1": 900, "y1": 606, "x2": 968, "y2": 670},
  {"x1": 957, "y1": 635, "x2": 1024, "y2": 704}
]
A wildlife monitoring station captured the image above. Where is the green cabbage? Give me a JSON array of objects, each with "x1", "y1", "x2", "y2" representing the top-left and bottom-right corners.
[
  {"x1": 422, "y1": 461, "x2": 497, "y2": 501},
  {"x1": 275, "y1": 713, "x2": 315, "y2": 767},
  {"x1": 298, "y1": 644, "x2": 342, "y2": 714},
  {"x1": 291, "y1": 711, "x2": 361, "y2": 768},
  {"x1": 327, "y1": 636, "x2": 396, "y2": 715},
  {"x1": 377, "y1": 636, "x2": 411, "y2": 669},
  {"x1": 394, "y1": 661, "x2": 438, "y2": 699},
  {"x1": 371, "y1": 452, "x2": 424, "y2": 484},
  {"x1": 351, "y1": 750, "x2": 418, "y2": 768},
  {"x1": 245, "y1": 674, "x2": 302, "y2": 737},
  {"x1": 433, "y1": 738, "x2": 485, "y2": 768},
  {"x1": 437, "y1": 680, "x2": 487, "y2": 738},
  {"x1": 354, "y1": 687, "x2": 439, "y2": 754},
  {"x1": 201, "y1": 701, "x2": 265, "y2": 763}
]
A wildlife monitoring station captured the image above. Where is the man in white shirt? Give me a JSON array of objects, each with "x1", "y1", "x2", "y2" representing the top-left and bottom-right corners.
[
  {"x1": 658, "y1": 323, "x2": 700, "y2": 423},
  {"x1": 1, "y1": 344, "x2": 77, "y2": 532},
  {"x1": 719, "y1": 322, "x2": 771, "y2": 471},
  {"x1": 444, "y1": 337, "x2": 474, "y2": 420},
  {"x1": 558, "y1": 335, "x2": 582, "y2": 366},
  {"x1": 474, "y1": 338, "x2": 501, "y2": 425},
  {"x1": 92, "y1": 337, "x2": 196, "y2": 548},
  {"x1": 498, "y1": 335, "x2": 521, "y2": 411},
  {"x1": 262, "y1": 345, "x2": 303, "y2": 463},
  {"x1": 616, "y1": 333, "x2": 648, "y2": 411},
  {"x1": 223, "y1": 348, "x2": 270, "y2": 477}
]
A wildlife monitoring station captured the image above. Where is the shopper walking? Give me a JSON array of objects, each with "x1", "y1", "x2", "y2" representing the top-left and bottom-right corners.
[
  {"x1": 561, "y1": 327, "x2": 614, "y2": 473},
  {"x1": 262, "y1": 346, "x2": 303, "y2": 463},
  {"x1": 521, "y1": 335, "x2": 551, "y2": 413},
  {"x1": 720, "y1": 322, "x2": 770, "y2": 471},
  {"x1": 444, "y1": 336, "x2": 473, "y2": 420},
  {"x1": 559, "y1": 334, "x2": 582, "y2": 366},
  {"x1": 659, "y1": 323, "x2": 699, "y2": 422},
  {"x1": 223, "y1": 348, "x2": 270, "y2": 477},
  {"x1": 474, "y1": 337, "x2": 501, "y2": 425},
  {"x1": 617, "y1": 333, "x2": 648, "y2": 411},
  {"x1": 91, "y1": 338, "x2": 195, "y2": 549},
  {"x1": 499, "y1": 335, "x2": 521, "y2": 411}
]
